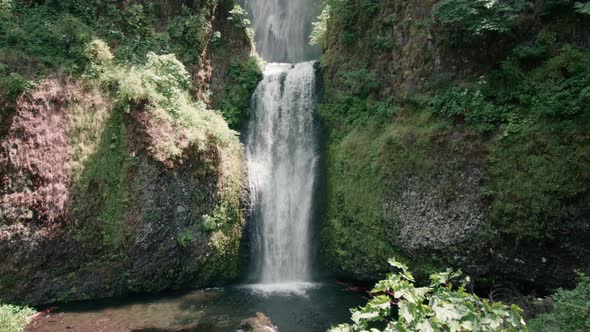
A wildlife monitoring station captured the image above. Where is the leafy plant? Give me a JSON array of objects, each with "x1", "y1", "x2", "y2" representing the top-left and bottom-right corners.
[
  {"x1": 218, "y1": 56, "x2": 262, "y2": 128},
  {"x1": 167, "y1": 5, "x2": 210, "y2": 64},
  {"x1": 329, "y1": 258, "x2": 527, "y2": 332},
  {"x1": 433, "y1": 0, "x2": 531, "y2": 42},
  {"x1": 228, "y1": 5, "x2": 255, "y2": 43},
  {"x1": 228, "y1": 5, "x2": 250, "y2": 29},
  {"x1": 429, "y1": 86, "x2": 506, "y2": 132},
  {"x1": 361, "y1": 0, "x2": 381, "y2": 16},
  {"x1": 310, "y1": 5, "x2": 331, "y2": 46},
  {"x1": 574, "y1": 1, "x2": 590, "y2": 14},
  {"x1": 0, "y1": 303, "x2": 35, "y2": 332},
  {"x1": 528, "y1": 273, "x2": 590, "y2": 331},
  {"x1": 85, "y1": 39, "x2": 114, "y2": 64},
  {"x1": 338, "y1": 69, "x2": 380, "y2": 97},
  {"x1": 0, "y1": 0, "x2": 12, "y2": 13},
  {"x1": 177, "y1": 229, "x2": 194, "y2": 248},
  {"x1": 105, "y1": 52, "x2": 192, "y2": 119},
  {"x1": 0, "y1": 70, "x2": 35, "y2": 100}
]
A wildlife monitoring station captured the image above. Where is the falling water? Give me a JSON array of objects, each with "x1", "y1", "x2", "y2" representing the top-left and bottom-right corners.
[
  {"x1": 240, "y1": 0, "x2": 321, "y2": 63},
  {"x1": 244, "y1": 0, "x2": 321, "y2": 287},
  {"x1": 246, "y1": 62, "x2": 319, "y2": 284}
]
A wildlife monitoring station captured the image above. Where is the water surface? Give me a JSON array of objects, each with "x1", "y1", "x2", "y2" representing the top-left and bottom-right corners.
[{"x1": 28, "y1": 283, "x2": 364, "y2": 332}]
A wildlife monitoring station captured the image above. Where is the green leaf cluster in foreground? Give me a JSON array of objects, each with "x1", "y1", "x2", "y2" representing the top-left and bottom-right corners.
[
  {"x1": 0, "y1": 303, "x2": 35, "y2": 332},
  {"x1": 329, "y1": 259, "x2": 527, "y2": 332}
]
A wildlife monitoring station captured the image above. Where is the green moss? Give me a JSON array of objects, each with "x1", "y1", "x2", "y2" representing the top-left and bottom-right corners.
[
  {"x1": 319, "y1": 0, "x2": 590, "y2": 281},
  {"x1": 428, "y1": 45, "x2": 590, "y2": 239},
  {"x1": 72, "y1": 109, "x2": 129, "y2": 248},
  {"x1": 319, "y1": 107, "x2": 449, "y2": 277},
  {"x1": 321, "y1": 125, "x2": 395, "y2": 276},
  {"x1": 0, "y1": 275, "x2": 17, "y2": 297}
]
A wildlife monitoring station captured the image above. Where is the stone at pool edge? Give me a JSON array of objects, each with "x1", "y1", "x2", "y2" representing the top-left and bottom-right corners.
[{"x1": 240, "y1": 312, "x2": 278, "y2": 332}]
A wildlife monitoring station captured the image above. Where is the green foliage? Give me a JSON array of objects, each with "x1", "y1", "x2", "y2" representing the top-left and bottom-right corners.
[
  {"x1": 528, "y1": 273, "x2": 590, "y2": 331},
  {"x1": 326, "y1": 0, "x2": 356, "y2": 29},
  {"x1": 338, "y1": 69, "x2": 380, "y2": 98},
  {"x1": 228, "y1": 5, "x2": 254, "y2": 43},
  {"x1": 85, "y1": 39, "x2": 114, "y2": 64},
  {"x1": 218, "y1": 56, "x2": 262, "y2": 128},
  {"x1": 96, "y1": 50, "x2": 239, "y2": 160},
  {"x1": 433, "y1": 0, "x2": 531, "y2": 42},
  {"x1": 0, "y1": 0, "x2": 221, "y2": 83},
  {"x1": 374, "y1": 35, "x2": 394, "y2": 51},
  {"x1": 329, "y1": 259, "x2": 527, "y2": 332},
  {"x1": 177, "y1": 228, "x2": 194, "y2": 248},
  {"x1": 72, "y1": 109, "x2": 129, "y2": 247},
  {"x1": 310, "y1": 5, "x2": 331, "y2": 46},
  {"x1": 166, "y1": 5, "x2": 211, "y2": 65},
  {"x1": 0, "y1": 3, "x2": 93, "y2": 75},
  {"x1": 321, "y1": 126, "x2": 398, "y2": 276},
  {"x1": 0, "y1": 67, "x2": 35, "y2": 100},
  {"x1": 0, "y1": 303, "x2": 35, "y2": 332},
  {"x1": 0, "y1": 0, "x2": 12, "y2": 14},
  {"x1": 228, "y1": 5, "x2": 251, "y2": 29},
  {"x1": 361, "y1": 0, "x2": 381, "y2": 16},
  {"x1": 427, "y1": 45, "x2": 590, "y2": 239},
  {"x1": 429, "y1": 86, "x2": 505, "y2": 132},
  {"x1": 104, "y1": 52, "x2": 192, "y2": 120},
  {"x1": 574, "y1": 1, "x2": 590, "y2": 14}
]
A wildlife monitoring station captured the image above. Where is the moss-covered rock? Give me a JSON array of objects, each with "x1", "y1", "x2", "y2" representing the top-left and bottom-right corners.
[
  {"x1": 0, "y1": 0, "x2": 254, "y2": 305},
  {"x1": 318, "y1": 0, "x2": 590, "y2": 289}
]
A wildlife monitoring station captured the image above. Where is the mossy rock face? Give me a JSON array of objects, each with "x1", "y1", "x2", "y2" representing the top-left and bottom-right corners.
[
  {"x1": 0, "y1": 82, "x2": 246, "y2": 305},
  {"x1": 0, "y1": 8, "x2": 253, "y2": 306},
  {"x1": 318, "y1": 0, "x2": 590, "y2": 288}
]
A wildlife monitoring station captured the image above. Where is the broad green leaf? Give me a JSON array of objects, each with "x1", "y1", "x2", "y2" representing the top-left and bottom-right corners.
[
  {"x1": 399, "y1": 302, "x2": 415, "y2": 323},
  {"x1": 433, "y1": 303, "x2": 463, "y2": 322},
  {"x1": 416, "y1": 319, "x2": 435, "y2": 332}
]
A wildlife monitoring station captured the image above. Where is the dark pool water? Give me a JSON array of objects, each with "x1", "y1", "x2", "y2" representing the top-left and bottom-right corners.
[{"x1": 27, "y1": 282, "x2": 365, "y2": 332}]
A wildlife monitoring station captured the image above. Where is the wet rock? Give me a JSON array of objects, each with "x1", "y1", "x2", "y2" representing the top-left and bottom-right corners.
[{"x1": 240, "y1": 312, "x2": 277, "y2": 332}]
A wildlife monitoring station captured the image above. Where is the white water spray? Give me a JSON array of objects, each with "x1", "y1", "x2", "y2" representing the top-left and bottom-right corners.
[
  {"x1": 244, "y1": 0, "x2": 321, "y2": 289},
  {"x1": 240, "y1": 0, "x2": 320, "y2": 63},
  {"x1": 246, "y1": 62, "x2": 319, "y2": 284}
]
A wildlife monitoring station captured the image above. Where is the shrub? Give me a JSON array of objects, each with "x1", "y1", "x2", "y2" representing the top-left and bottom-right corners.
[
  {"x1": 97, "y1": 52, "x2": 238, "y2": 162},
  {"x1": 329, "y1": 258, "x2": 527, "y2": 332},
  {"x1": 228, "y1": 5, "x2": 254, "y2": 43},
  {"x1": 228, "y1": 5, "x2": 250, "y2": 29},
  {"x1": 429, "y1": 86, "x2": 506, "y2": 132},
  {"x1": 528, "y1": 273, "x2": 590, "y2": 331},
  {"x1": 0, "y1": 71, "x2": 35, "y2": 100},
  {"x1": 0, "y1": 0, "x2": 12, "y2": 13},
  {"x1": 310, "y1": 5, "x2": 331, "y2": 46},
  {"x1": 361, "y1": 0, "x2": 381, "y2": 16},
  {"x1": 433, "y1": 0, "x2": 531, "y2": 42},
  {"x1": 574, "y1": 1, "x2": 590, "y2": 14},
  {"x1": 85, "y1": 39, "x2": 113, "y2": 64},
  {"x1": 106, "y1": 52, "x2": 192, "y2": 119},
  {"x1": 167, "y1": 5, "x2": 210, "y2": 64},
  {"x1": 0, "y1": 303, "x2": 35, "y2": 332},
  {"x1": 338, "y1": 69, "x2": 380, "y2": 97},
  {"x1": 218, "y1": 56, "x2": 262, "y2": 128}
]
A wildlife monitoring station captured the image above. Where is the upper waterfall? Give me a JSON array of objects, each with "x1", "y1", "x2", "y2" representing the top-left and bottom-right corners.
[{"x1": 240, "y1": 0, "x2": 321, "y2": 63}]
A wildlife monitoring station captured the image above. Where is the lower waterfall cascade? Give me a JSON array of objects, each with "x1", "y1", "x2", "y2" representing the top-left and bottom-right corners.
[{"x1": 246, "y1": 61, "x2": 319, "y2": 285}]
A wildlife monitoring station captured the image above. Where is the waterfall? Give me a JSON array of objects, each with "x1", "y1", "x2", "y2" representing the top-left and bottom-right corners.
[
  {"x1": 246, "y1": 62, "x2": 319, "y2": 285},
  {"x1": 244, "y1": 0, "x2": 321, "y2": 287},
  {"x1": 240, "y1": 0, "x2": 321, "y2": 63}
]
